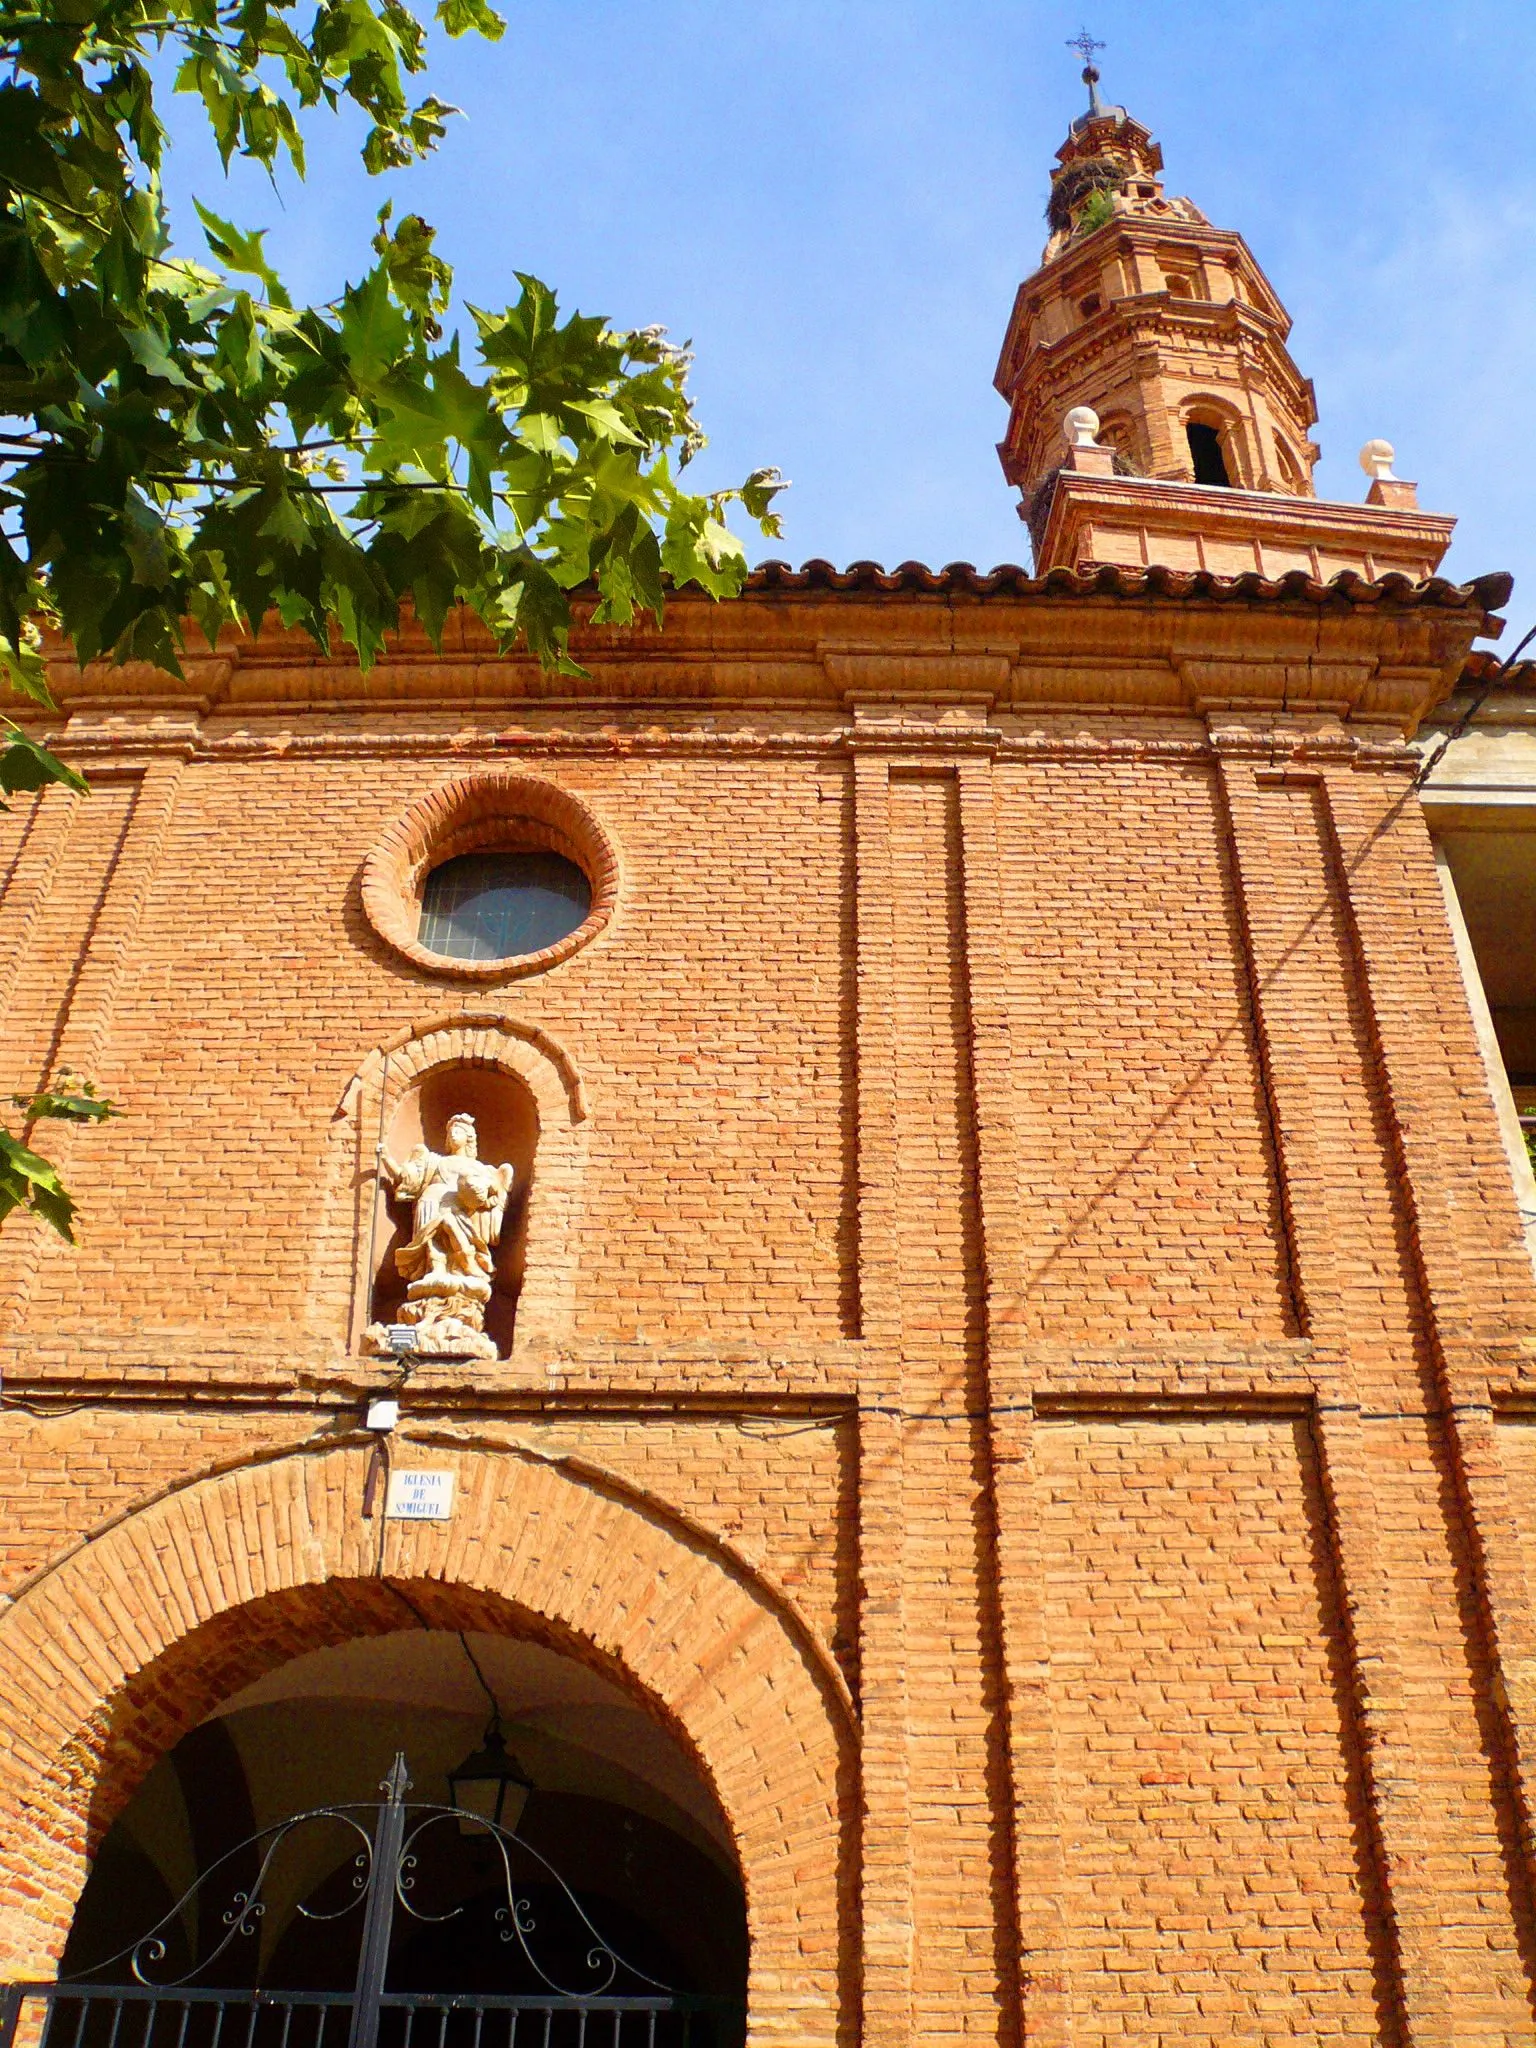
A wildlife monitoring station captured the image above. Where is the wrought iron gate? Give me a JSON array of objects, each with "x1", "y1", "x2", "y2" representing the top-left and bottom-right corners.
[{"x1": 0, "y1": 1757, "x2": 741, "y2": 2048}]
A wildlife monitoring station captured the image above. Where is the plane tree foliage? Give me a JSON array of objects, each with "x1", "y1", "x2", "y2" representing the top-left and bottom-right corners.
[{"x1": 0, "y1": 0, "x2": 785, "y2": 1235}]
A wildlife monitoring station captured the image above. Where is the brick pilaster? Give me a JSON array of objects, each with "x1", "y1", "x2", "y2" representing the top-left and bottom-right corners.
[
  {"x1": 1213, "y1": 739, "x2": 1457, "y2": 2046},
  {"x1": 955, "y1": 757, "x2": 1071, "y2": 2048},
  {"x1": 850, "y1": 751, "x2": 914, "y2": 2046},
  {"x1": 1320, "y1": 764, "x2": 1536, "y2": 1909}
]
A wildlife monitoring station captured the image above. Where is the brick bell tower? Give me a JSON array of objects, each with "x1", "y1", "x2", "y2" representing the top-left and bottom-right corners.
[{"x1": 996, "y1": 41, "x2": 1456, "y2": 581}]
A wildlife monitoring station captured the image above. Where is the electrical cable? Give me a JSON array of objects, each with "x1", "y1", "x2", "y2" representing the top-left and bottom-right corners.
[
  {"x1": 1413, "y1": 624, "x2": 1536, "y2": 793},
  {"x1": 379, "y1": 1578, "x2": 502, "y2": 1726}
]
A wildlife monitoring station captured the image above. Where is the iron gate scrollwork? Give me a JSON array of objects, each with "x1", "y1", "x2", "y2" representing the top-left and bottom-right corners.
[{"x1": 0, "y1": 1756, "x2": 741, "y2": 2048}]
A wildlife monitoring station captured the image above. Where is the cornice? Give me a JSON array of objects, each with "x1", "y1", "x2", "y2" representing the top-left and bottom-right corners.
[
  {"x1": 996, "y1": 225, "x2": 1294, "y2": 390},
  {"x1": 34, "y1": 720, "x2": 1422, "y2": 773},
  {"x1": 20, "y1": 568, "x2": 1504, "y2": 737},
  {"x1": 1036, "y1": 475, "x2": 1457, "y2": 602},
  {"x1": 1007, "y1": 303, "x2": 1310, "y2": 408},
  {"x1": 1040, "y1": 474, "x2": 1454, "y2": 544}
]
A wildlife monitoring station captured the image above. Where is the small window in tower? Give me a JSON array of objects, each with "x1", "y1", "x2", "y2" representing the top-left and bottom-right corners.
[
  {"x1": 1186, "y1": 421, "x2": 1231, "y2": 487},
  {"x1": 1078, "y1": 293, "x2": 1102, "y2": 319},
  {"x1": 1166, "y1": 274, "x2": 1194, "y2": 299}
]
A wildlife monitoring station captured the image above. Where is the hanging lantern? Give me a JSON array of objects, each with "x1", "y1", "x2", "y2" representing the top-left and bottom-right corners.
[{"x1": 447, "y1": 1720, "x2": 534, "y2": 1835}]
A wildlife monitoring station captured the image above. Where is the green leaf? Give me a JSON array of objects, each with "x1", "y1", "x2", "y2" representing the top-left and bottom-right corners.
[
  {"x1": 124, "y1": 326, "x2": 194, "y2": 388},
  {"x1": 15, "y1": 1074, "x2": 117, "y2": 1126},
  {"x1": 121, "y1": 496, "x2": 174, "y2": 590},
  {"x1": 0, "y1": 1130, "x2": 78, "y2": 1242},
  {"x1": 259, "y1": 491, "x2": 314, "y2": 552},
  {"x1": 0, "y1": 633, "x2": 57, "y2": 709},
  {"x1": 193, "y1": 201, "x2": 293, "y2": 308},
  {"x1": 337, "y1": 264, "x2": 411, "y2": 388},
  {"x1": 566, "y1": 397, "x2": 644, "y2": 447},
  {"x1": 436, "y1": 0, "x2": 507, "y2": 37},
  {"x1": 372, "y1": 206, "x2": 452, "y2": 326},
  {"x1": 740, "y1": 466, "x2": 788, "y2": 531},
  {"x1": 0, "y1": 724, "x2": 87, "y2": 802}
]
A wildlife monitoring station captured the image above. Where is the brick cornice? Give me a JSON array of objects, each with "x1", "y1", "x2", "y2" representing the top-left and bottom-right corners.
[{"x1": 17, "y1": 577, "x2": 1499, "y2": 732}]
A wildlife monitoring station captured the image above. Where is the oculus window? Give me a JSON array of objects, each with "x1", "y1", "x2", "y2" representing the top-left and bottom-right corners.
[{"x1": 419, "y1": 851, "x2": 591, "y2": 962}]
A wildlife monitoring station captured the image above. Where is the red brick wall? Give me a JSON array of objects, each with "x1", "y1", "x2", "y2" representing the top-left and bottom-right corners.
[
  {"x1": 5, "y1": 752, "x2": 854, "y2": 1343},
  {"x1": 998, "y1": 750, "x2": 1293, "y2": 1342},
  {"x1": 1, "y1": 584, "x2": 1533, "y2": 2047},
  {"x1": 1038, "y1": 1412, "x2": 1391, "y2": 2042}
]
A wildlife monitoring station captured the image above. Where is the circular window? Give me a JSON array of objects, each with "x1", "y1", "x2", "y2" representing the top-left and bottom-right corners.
[
  {"x1": 362, "y1": 773, "x2": 618, "y2": 980},
  {"x1": 419, "y1": 850, "x2": 592, "y2": 961}
]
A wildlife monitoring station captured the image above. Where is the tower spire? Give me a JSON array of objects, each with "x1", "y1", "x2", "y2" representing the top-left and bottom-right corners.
[
  {"x1": 993, "y1": 79, "x2": 1453, "y2": 582},
  {"x1": 1067, "y1": 28, "x2": 1106, "y2": 116}
]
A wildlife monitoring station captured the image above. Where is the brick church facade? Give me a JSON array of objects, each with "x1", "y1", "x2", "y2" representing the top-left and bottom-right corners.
[{"x1": 3, "y1": 69, "x2": 1536, "y2": 2048}]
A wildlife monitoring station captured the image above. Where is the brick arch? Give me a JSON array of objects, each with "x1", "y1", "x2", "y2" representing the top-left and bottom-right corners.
[
  {"x1": 0, "y1": 1443, "x2": 854, "y2": 2047},
  {"x1": 313, "y1": 1015, "x2": 591, "y2": 1360},
  {"x1": 1180, "y1": 391, "x2": 1253, "y2": 487},
  {"x1": 359, "y1": 770, "x2": 620, "y2": 983}
]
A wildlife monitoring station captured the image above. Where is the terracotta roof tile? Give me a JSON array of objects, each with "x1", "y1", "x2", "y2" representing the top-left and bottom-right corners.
[
  {"x1": 743, "y1": 558, "x2": 1513, "y2": 615},
  {"x1": 1455, "y1": 648, "x2": 1535, "y2": 692}
]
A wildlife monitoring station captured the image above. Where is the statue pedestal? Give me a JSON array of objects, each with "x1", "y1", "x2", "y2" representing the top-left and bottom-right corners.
[{"x1": 365, "y1": 1277, "x2": 500, "y2": 1361}]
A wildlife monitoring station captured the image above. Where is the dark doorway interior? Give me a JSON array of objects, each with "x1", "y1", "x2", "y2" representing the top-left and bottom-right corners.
[{"x1": 61, "y1": 1632, "x2": 747, "y2": 2009}]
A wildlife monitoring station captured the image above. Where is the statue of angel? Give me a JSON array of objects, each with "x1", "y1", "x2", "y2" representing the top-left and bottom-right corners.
[{"x1": 370, "y1": 1112, "x2": 515, "y2": 1359}]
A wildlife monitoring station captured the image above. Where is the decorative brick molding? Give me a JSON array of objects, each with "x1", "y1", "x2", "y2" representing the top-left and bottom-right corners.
[
  {"x1": 0, "y1": 1442, "x2": 853, "y2": 2046},
  {"x1": 315, "y1": 1015, "x2": 591, "y2": 1362},
  {"x1": 360, "y1": 771, "x2": 619, "y2": 981}
]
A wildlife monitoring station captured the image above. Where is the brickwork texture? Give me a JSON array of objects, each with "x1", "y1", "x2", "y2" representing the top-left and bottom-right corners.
[{"x1": 1, "y1": 578, "x2": 1535, "y2": 2047}]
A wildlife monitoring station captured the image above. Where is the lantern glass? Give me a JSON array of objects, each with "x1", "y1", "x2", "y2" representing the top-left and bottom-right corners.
[{"x1": 447, "y1": 1726, "x2": 533, "y2": 1836}]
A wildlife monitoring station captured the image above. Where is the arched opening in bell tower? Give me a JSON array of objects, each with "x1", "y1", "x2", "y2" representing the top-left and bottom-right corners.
[
  {"x1": 60, "y1": 1627, "x2": 747, "y2": 2041},
  {"x1": 1185, "y1": 419, "x2": 1232, "y2": 487}
]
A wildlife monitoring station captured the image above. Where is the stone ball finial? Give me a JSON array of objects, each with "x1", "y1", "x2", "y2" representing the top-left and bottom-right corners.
[
  {"x1": 1359, "y1": 437, "x2": 1397, "y2": 481},
  {"x1": 1064, "y1": 405, "x2": 1102, "y2": 449}
]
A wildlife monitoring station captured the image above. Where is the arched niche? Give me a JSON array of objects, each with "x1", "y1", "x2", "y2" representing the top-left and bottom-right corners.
[
  {"x1": 371, "y1": 1063, "x2": 540, "y2": 1357},
  {"x1": 1273, "y1": 432, "x2": 1312, "y2": 495},
  {"x1": 309, "y1": 1016, "x2": 589, "y2": 1365},
  {"x1": 1096, "y1": 408, "x2": 1145, "y2": 475}
]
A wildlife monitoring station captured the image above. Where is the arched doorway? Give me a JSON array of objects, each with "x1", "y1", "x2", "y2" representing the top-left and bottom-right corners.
[
  {"x1": 0, "y1": 1445, "x2": 852, "y2": 2048},
  {"x1": 52, "y1": 1629, "x2": 745, "y2": 2048}
]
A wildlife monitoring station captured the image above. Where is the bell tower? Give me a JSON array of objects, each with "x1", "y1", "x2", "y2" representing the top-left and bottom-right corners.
[{"x1": 996, "y1": 43, "x2": 1455, "y2": 581}]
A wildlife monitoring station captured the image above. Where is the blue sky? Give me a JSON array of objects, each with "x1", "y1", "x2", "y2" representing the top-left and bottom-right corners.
[{"x1": 159, "y1": 1, "x2": 1536, "y2": 643}]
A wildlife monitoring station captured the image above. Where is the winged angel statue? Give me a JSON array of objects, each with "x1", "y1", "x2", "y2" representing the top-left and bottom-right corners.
[{"x1": 367, "y1": 1112, "x2": 515, "y2": 1360}]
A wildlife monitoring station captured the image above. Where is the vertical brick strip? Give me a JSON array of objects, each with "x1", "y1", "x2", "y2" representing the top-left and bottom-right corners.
[
  {"x1": 0, "y1": 778, "x2": 138, "y2": 1097},
  {"x1": 3, "y1": 760, "x2": 184, "y2": 1328},
  {"x1": 1213, "y1": 743, "x2": 1455, "y2": 2046},
  {"x1": 887, "y1": 768, "x2": 1016, "y2": 2046},
  {"x1": 0, "y1": 788, "x2": 74, "y2": 1036},
  {"x1": 851, "y1": 752, "x2": 912, "y2": 2047},
  {"x1": 955, "y1": 758, "x2": 1068, "y2": 2048},
  {"x1": 45, "y1": 761, "x2": 184, "y2": 1083},
  {"x1": 1321, "y1": 765, "x2": 1536, "y2": 1925}
]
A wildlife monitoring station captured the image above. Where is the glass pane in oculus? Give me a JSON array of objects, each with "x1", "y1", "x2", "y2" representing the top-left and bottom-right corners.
[{"x1": 419, "y1": 851, "x2": 592, "y2": 961}]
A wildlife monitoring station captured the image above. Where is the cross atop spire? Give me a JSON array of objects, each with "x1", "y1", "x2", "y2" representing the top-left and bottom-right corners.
[{"x1": 1067, "y1": 28, "x2": 1107, "y2": 115}]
